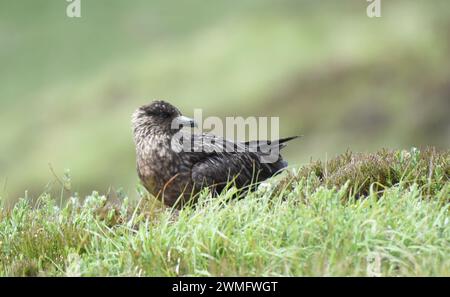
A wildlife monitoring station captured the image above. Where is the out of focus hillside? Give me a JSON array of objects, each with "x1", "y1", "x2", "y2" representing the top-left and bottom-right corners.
[{"x1": 0, "y1": 0, "x2": 449, "y2": 200}]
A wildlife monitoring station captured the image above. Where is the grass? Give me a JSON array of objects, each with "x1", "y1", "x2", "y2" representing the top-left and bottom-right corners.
[{"x1": 0, "y1": 147, "x2": 448, "y2": 276}]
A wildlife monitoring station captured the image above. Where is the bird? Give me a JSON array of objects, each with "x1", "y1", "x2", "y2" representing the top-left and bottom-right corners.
[{"x1": 132, "y1": 100, "x2": 298, "y2": 208}]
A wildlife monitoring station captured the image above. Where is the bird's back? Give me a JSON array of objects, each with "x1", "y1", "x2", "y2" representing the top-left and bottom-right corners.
[{"x1": 177, "y1": 132, "x2": 296, "y2": 199}]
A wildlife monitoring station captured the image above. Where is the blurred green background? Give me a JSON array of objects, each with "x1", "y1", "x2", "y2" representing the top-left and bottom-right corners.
[{"x1": 1, "y1": 0, "x2": 449, "y2": 201}]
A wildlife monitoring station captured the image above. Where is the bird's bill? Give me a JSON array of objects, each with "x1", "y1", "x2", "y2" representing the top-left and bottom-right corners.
[{"x1": 172, "y1": 116, "x2": 198, "y2": 128}]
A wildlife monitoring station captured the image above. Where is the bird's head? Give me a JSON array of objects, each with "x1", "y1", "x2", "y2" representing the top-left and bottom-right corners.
[{"x1": 132, "y1": 100, "x2": 197, "y2": 137}]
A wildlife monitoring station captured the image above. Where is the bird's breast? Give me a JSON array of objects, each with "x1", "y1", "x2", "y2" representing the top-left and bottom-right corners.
[{"x1": 136, "y1": 144, "x2": 183, "y2": 192}]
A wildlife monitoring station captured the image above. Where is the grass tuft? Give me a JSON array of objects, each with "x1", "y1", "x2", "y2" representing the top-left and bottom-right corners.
[{"x1": 293, "y1": 147, "x2": 449, "y2": 199}]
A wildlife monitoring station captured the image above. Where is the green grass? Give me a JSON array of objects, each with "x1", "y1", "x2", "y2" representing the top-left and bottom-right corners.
[{"x1": 0, "y1": 148, "x2": 448, "y2": 276}]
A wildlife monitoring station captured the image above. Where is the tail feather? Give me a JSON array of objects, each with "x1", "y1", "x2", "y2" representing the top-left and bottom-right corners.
[
  {"x1": 277, "y1": 136, "x2": 301, "y2": 149},
  {"x1": 244, "y1": 135, "x2": 300, "y2": 152},
  {"x1": 244, "y1": 135, "x2": 300, "y2": 146},
  {"x1": 277, "y1": 135, "x2": 301, "y2": 144}
]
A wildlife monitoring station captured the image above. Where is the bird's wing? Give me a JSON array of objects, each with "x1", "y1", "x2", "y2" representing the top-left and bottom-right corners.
[
  {"x1": 175, "y1": 130, "x2": 287, "y2": 193},
  {"x1": 189, "y1": 151, "x2": 269, "y2": 194},
  {"x1": 173, "y1": 130, "x2": 246, "y2": 155}
]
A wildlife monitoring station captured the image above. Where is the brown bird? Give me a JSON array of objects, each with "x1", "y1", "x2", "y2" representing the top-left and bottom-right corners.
[{"x1": 132, "y1": 100, "x2": 297, "y2": 208}]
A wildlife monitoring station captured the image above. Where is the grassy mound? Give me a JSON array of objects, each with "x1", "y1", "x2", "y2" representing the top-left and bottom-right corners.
[
  {"x1": 293, "y1": 147, "x2": 449, "y2": 198},
  {"x1": 0, "y1": 148, "x2": 448, "y2": 276}
]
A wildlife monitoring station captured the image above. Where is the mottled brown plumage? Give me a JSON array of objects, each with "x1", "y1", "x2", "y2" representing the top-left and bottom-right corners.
[{"x1": 132, "y1": 100, "x2": 297, "y2": 208}]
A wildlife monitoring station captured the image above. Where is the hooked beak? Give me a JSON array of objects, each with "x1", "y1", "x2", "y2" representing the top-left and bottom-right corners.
[{"x1": 172, "y1": 116, "x2": 198, "y2": 129}]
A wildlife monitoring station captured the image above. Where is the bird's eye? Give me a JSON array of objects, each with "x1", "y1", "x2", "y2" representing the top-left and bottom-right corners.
[{"x1": 144, "y1": 109, "x2": 155, "y2": 116}]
